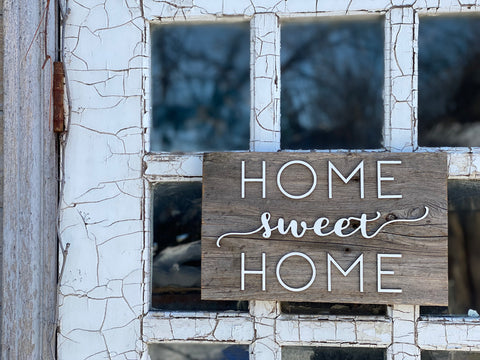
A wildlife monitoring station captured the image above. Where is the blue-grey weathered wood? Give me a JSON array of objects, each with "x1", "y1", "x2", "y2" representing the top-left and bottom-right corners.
[
  {"x1": 2, "y1": 0, "x2": 57, "y2": 358},
  {"x1": 0, "y1": 4, "x2": 4, "y2": 350}
]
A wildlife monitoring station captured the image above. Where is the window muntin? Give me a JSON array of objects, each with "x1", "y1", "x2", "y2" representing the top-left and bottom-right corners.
[
  {"x1": 280, "y1": 19, "x2": 384, "y2": 150},
  {"x1": 418, "y1": 16, "x2": 480, "y2": 147},
  {"x1": 150, "y1": 23, "x2": 250, "y2": 152}
]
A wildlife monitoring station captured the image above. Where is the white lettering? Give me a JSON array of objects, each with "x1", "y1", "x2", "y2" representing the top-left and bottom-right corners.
[
  {"x1": 277, "y1": 161, "x2": 317, "y2": 199},
  {"x1": 216, "y1": 207, "x2": 429, "y2": 247},
  {"x1": 241, "y1": 252, "x2": 266, "y2": 291},
  {"x1": 241, "y1": 161, "x2": 266, "y2": 199},
  {"x1": 276, "y1": 252, "x2": 316, "y2": 292},
  {"x1": 377, "y1": 161, "x2": 402, "y2": 199},
  {"x1": 327, "y1": 253, "x2": 364, "y2": 292},
  {"x1": 329, "y1": 160, "x2": 365, "y2": 199},
  {"x1": 377, "y1": 254, "x2": 402, "y2": 293}
]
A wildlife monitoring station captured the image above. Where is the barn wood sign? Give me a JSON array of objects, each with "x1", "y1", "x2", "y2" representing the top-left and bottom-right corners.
[{"x1": 201, "y1": 153, "x2": 447, "y2": 305}]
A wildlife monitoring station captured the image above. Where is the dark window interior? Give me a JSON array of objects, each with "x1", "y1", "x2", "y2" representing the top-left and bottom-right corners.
[
  {"x1": 422, "y1": 180, "x2": 480, "y2": 316},
  {"x1": 282, "y1": 346, "x2": 385, "y2": 360},
  {"x1": 149, "y1": 343, "x2": 249, "y2": 360},
  {"x1": 151, "y1": 182, "x2": 247, "y2": 311},
  {"x1": 418, "y1": 16, "x2": 480, "y2": 147},
  {"x1": 281, "y1": 302, "x2": 386, "y2": 316},
  {"x1": 422, "y1": 351, "x2": 480, "y2": 360},
  {"x1": 281, "y1": 19, "x2": 384, "y2": 150},
  {"x1": 150, "y1": 23, "x2": 250, "y2": 152}
]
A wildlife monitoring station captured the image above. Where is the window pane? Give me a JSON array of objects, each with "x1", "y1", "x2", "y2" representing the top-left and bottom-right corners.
[
  {"x1": 151, "y1": 182, "x2": 247, "y2": 311},
  {"x1": 149, "y1": 343, "x2": 249, "y2": 360},
  {"x1": 422, "y1": 180, "x2": 480, "y2": 316},
  {"x1": 281, "y1": 19, "x2": 384, "y2": 150},
  {"x1": 423, "y1": 351, "x2": 480, "y2": 360},
  {"x1": 150, "y1": 24, "x2": 250, "y2": 152},
  {"x1": 282, "y1": 346, "x2": 385, "y2": 360},
  {"x1": 418, "y1": 16, "x2": 480, "y2": 147},
  {"x1": 281, "y1": 302, "x2": 386, "y2": 316}
]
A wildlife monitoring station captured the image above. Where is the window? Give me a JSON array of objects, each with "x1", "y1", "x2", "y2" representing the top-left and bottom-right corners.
[
  {"x1": 418, "y1": 16, "x2": 480, "y2": 147},
  {"x1": 58, "y1": 2, "x2": 480, "y2": 360},
  {"x1": 419, "y1": 15, "x2": 480, "y2": 317},
  {"x1": 281, "y1": 19, "x2": 384, "y2": 149},
  {"x1": 149, "y1": 343, "x2": 249, "y2": 360},
  {"x1": 151, "y1": 182, "x2": 247, "y2": 311},
  {"x1": 143, "y1": 9, "x2": 480, "y2": 360},
  {"x1": 282, "y1": 347, "x2": 386, "y2": 360},
  {"x1": 422, "y1": 180, "x2": 480, "y2": 316},
  {"x1": 150, "y1": 23, "x2": 250, "y2": 152},
  {"x1": 422, "y1": 351, "x2": 480, "y2": 360}
]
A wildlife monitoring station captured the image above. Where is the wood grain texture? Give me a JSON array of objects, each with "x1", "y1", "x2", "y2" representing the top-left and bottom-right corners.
[
  {"x1": 2, "y1": 1, "x2": 58, "y2": 358},
  {"x1": 202, "y1": 152, "x2": 448, "y2": 305}
]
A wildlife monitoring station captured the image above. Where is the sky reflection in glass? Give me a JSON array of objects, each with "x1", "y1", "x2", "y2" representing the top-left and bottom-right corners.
[{"x1": 151, "y1": 24, "x2": 250, "y2": 152}]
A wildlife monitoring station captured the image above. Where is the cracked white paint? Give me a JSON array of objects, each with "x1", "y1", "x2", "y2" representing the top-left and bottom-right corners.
[
  {"x1": 276, "y1": 316, "x2": 391, "y2": 345},
  {"x1": 59, "y1": 0, "x2": 480, "y2": 359},
  {"x1": 59, "y1": 0, "x2": 146, "y2": 358},
  {"x1": 144, "y1": 312, "x2": 254, "y2": 342},
  {"x1": 250, "y1": 13, "x2": 280, "y2": 152},
  {"x1": 447, "y1": 153, "x2": 480, "y2": 178},
  {"x1": 388, "y1": 305, "x2": 421, "y2": 360},
  {"x1": 384, "y1": 7, "x2": 418, "y2": 151},
  {"x1": 143, "y1": 154, "x2": 203, "y2": 180},
  {"x1": 418, "y1": 318, "x2": 480, "y2": 350}
]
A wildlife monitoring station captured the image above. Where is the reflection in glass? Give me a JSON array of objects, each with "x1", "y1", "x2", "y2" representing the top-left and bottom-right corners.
[
  {"x1": 423, "y1": 351, "x2": 480, "y2": 360},
  {"x1": 150, "y1": 24, "x2": 250, "y2": 152},
  {"x1": 282, "y1": 346, "x2": 385, "y2": 360},
  {"x1": 149, "y1": 343, "x2": 249, "y2": 360},
  {"x1": 281, "y1": 19, "x2": 384, "y2": 150},
  {"x1": 281, "y1": 302, "x2": 386, "y2": 316},
  {"x1": 422, "y1": 181, "x2": 480, "y2": 316},
  {"x1": 418, "y1": 16, "x2": 480, "y2": 147},
  {"x1": 151, "y1": 182, "x2": 247, "y2": 311}
]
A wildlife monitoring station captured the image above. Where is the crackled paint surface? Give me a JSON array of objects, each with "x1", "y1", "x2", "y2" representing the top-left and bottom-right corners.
[
  {"x1": 58, "y1": 0, "x2": 146, "y2": 359},
  {"x1": 59, "y1": 0, "x2": 480, "y2": 359}
]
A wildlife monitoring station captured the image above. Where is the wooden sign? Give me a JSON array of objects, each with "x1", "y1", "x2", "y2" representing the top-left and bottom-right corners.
[{"x1": 201, "y1": 153, "x2": 448, "y2": 305}]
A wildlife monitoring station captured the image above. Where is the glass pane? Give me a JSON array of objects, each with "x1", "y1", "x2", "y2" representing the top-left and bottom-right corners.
[
  {"x1": 150, "y1": 23, "x2": 250, "y2": 152},
  {"x1": 422, "y1": 180, "x2": 480, "y2": 316},
  {"x1": 281, "y1": 302, "x2": 386, "y2": 316},
  {"x1": 151, "y1": 182, "x2": 247, "y2": 311},
  {"x1": 423, "y1": 351, "x2": 480, "y2": 360},
  {"x1": 418, "y1": 16, "x2": 480, "y2": 147},
  {"x1": 149, "y1": 343, "x2": 249, "y2": 360},
  {"x1": 282, "y1": 346, "x2": 385, "y2": 360},
  {"x1": 281, "y1": 19, "x2": 384, "y2": 150}
]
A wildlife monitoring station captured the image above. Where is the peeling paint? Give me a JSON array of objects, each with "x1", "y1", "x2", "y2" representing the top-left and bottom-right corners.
[{"x1": 59, "y1": 1, "x2": 480, "y2": 359}]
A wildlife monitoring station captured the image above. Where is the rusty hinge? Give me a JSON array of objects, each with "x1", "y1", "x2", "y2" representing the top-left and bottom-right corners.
[{"x1": 53, "y1": 61, "x2": 65, "y2": 133}]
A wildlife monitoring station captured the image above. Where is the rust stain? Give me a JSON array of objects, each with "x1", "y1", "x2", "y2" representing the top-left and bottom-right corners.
[{"x1": 53, "y1": 61, "x2": 65, "y2": 133}]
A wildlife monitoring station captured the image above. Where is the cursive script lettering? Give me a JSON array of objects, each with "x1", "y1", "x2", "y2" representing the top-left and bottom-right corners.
[{"x1": 216, "y1": 207, "x2": 429, "y2": 247}]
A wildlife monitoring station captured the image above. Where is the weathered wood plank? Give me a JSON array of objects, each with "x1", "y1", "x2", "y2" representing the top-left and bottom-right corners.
[
  {"x1": 0, "y1": 6, "x2": 4, "y2": 346},
  {"x1": 202, "y1": 152, "x2": 448, "y2": 305},
  {"x1": 2, "y1": 0, "x2": 57, "y2": 358}
]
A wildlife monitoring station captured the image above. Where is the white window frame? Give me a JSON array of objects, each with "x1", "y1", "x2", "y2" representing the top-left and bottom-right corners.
[
  {"x1": 57, "y1": 1, "x2": 480, "y2": 359},
  {"x1": 142, "y1": 3, "x2": 480, "y2": 359}
]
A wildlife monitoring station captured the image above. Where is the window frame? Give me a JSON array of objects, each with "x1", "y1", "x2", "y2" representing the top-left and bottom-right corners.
[{"x1": 142, "y1": 3, "x2": 480, "y2": 360}]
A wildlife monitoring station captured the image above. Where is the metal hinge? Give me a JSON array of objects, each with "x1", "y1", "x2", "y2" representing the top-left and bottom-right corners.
[{"x1": 53, "y1": 61, "x2": 65, "y2": 133}]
